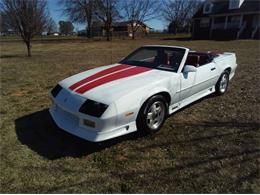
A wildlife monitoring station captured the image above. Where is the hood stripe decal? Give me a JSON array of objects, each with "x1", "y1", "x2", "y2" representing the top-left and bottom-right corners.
[
  {"x1": 69, "y1": 64, "x2": 132, "y2": 90},
  {"x1": 75, "y1": 66, "x2": 152, "y2": 94}
]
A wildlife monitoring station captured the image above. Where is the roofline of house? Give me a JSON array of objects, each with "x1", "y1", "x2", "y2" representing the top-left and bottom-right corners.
[
  {"x1": 92, "y1": 21, "x2": 152, "y2": 29},
  {"x1": 193, "y1": 11, "x2": 260, "y2": 19},
  {"x1": 115, "y1": 21, "x2": 152, "y2": 29}
]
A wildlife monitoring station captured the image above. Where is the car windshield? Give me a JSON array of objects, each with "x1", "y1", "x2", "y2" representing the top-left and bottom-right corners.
[{"x1": 120, "y1": 46, "x2": 186, "y2": 72}]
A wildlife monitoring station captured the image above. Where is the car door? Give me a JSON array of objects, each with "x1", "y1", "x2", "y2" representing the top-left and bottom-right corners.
[
  {"x1": 178, "y1": 54, "x2": 198, "y2": 102},
  {"x1": 167, "y1": 47, "x2": 206, "y2": 111},
  {"x1": 191, "y1": 61, "x2": 219, "y2": 95},
  {"x1": 179, "y1": 71, "x2": 197, "y2": 101}
]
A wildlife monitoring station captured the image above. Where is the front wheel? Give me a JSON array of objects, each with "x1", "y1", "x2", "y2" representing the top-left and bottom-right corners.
[
  {"x1": 136, "y1": 95, "x2": 168, "y2": 134},
  {"x1": 215, "y1": 71, "x2": 230, "y2": 95}
]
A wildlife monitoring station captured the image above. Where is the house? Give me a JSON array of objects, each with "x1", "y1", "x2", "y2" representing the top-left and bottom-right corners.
[
  {"x1": 0, "y1": 29, "x2": 19, "y2": 36},
  {"x1": 41, "y1": 32, "x2": 48, "y2": 36},
  {"x1": 192, "y1": 0, "x2": 260, "y2": 40},
  {"x1": 113, "y1": 21, "x2": 151, "y2": 37},
  {"x1": 168, "y1": 21, "x2": 191, "y2": 34},
  {"x1": 91, "y1": 21, "x2": 151, "y2": 38},
  {"x1": 91, "y1": 21, "x2": 104, "y2": 37}
]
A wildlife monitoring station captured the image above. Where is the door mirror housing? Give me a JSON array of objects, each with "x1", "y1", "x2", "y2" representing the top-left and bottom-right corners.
[{"x1": 183, "y1": 65, "x2": 197, "y2": 73}]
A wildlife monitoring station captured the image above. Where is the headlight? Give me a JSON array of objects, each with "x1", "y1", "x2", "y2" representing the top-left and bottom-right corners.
[
  {"x1": 51, "y1": 84, "x2": 62, "y2": 98},
  {"x1": 79, "y1": 99, "x2": 108, "y2": 117}
]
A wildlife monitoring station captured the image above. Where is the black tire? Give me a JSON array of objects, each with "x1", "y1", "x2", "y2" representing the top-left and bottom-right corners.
[
  {"x1": 136, "y1": 95, "x2": 168, "y2": 134},
  {"x1": 215, "y1": 71, "x2": 230, "y2": 95}
]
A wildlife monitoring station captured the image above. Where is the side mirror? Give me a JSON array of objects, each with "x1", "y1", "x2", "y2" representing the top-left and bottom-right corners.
[{"x1": 183, "y1": 65, "x2": 197, "y2": 73}]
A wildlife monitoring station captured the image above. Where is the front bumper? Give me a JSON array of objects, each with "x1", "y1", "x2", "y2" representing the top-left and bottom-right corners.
[{"x1": 49, "y1": 103, "x2": 137, "y2": 142}]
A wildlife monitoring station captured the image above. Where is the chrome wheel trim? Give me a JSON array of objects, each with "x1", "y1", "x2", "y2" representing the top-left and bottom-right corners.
[
  {"x1": 146, "y1": 101, "x2": 165, "y2": 130},
  {"x1": 219, "y1": 74, "x2": 228, "y2": 93}
]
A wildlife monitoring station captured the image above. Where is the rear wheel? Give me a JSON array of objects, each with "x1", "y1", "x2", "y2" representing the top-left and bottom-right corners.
[
  {"x1": 136, "y1": 95, "x2": 168, "y2": 134},
  {"x1": 215, "y1": 71, "x2": 229, "y2": 95}
]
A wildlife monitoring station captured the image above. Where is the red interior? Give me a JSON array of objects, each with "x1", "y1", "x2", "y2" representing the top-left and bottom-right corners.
[
  {"x1": 151, "y1": 51, "x2": 221, "y2": 68},
  {"x1": 185, "y1": 52, "x2": 220, "y2": 67},
  {"x1": 185, "y1": 55, "x2": 200, "y2": 67}
]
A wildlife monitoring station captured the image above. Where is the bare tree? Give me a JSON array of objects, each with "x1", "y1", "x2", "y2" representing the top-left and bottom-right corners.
[
  {"x1": 46, "y1": 17, "x2": 57, "y2": 35},
  {"x1": 121, "y1": 0, "x2": 160, "y2": 40},
  {"x1": 59, "y1": 21, "x2": 74, "y2": 35},
  {"x1": 95, "y1": 0, "x2": 120, "y2": 41},
  {"x1": 61, "y1": 0, "x2": 95, "y2": 38},
  {"x1": 0, "y1": 11, "x2": 12, "y2": 32},
  {"x1": 162, "y1": 0, "x2": 202, "y2": 34},
  {"x1": 0, "y1": 0, "x2": 49, "y2": 57}
]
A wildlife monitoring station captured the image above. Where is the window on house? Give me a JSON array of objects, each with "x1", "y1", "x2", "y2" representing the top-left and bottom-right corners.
[
  {"x1": 200, "y1": 18, "x2": 210, "y2": 28},
  {"x1": 229, "y1": 0, "x2": 244, "y2": 9},
  {"x1": 228, "y1": 15, "x2": 241, "y2": 28},
  {"x1": 203, "y1": 2, "x2": 213, "y2": 14},
  {"x1": 213, "y1": 17, "x2": 226, "y2": 29}
]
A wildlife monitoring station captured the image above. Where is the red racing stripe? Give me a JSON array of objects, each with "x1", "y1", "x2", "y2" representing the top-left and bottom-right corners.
[
  {"x1": 75, "y1": 66, "x2": 152, "y2": 94},
  {"x1": 69, "y1": 64, "x2": 132, "y2": 90}
]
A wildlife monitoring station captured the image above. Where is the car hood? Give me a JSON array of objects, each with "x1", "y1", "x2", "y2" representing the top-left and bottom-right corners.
[{"x1": 59, "y1": 64, "x2": 174, "y2": 104}]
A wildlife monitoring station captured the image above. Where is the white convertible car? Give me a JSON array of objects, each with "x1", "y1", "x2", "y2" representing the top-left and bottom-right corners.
[{"x1": 49, "y1": 45, "x2": 237, "y2": 142}]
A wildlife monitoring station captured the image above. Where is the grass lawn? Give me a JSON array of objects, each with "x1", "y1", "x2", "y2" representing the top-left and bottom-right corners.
[{"x1": 0, "y1": 36, "x2": 259, "y2": 193}]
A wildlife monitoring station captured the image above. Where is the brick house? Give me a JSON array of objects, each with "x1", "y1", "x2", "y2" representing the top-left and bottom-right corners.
[
  {"x1": 192, "y1": 0, "x2": 260, "y2": 39},
  {"x1": 92, "y1": 21, "x2": 151, "y2": 38}
]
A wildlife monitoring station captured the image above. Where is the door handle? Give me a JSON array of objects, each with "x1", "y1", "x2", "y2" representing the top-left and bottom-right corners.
[{"x1": 211, "y1": 67, "x2": 216, "y2": 71}]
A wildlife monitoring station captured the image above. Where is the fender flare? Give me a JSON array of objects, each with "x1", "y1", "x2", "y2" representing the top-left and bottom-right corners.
[{"x1": 139, "y1": 87, "x2": 171, "y2": 109}]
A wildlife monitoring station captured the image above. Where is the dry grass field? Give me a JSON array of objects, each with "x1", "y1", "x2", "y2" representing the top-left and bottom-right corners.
[{"x1": 0, "y1": 36, "x2": 259, "y2": 193}]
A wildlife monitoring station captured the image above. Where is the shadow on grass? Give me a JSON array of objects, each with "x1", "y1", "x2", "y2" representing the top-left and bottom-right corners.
[
  {"x1": 160, "y1": 37, "x2": 236, "y2": 41},
  {"x1": 115, "y1": 150, "x2": 259, "y2": 193},
  {"x1": 15, "y1": 109, "x2": 145, "y2": 160},
  {"x1": 139, "y1": 121, "x2": 259, "y2": 151},
  {"x1": 174, "y1": 122, "x2": 260, "y2": 143},
  {"x1": 0, "y1": 54, "x2": 25, "y2": 59},
  {"x1": 114, "y1": 120, "x2": 259, "y2": 193},
  {"x1": 161, "y1": 37, "x2": 193, "y2": 41},
  {"x1": 13, "y1": 94, "x2": 222, "y2": 160}
]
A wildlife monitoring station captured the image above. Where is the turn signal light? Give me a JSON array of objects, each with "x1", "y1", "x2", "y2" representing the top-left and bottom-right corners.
[{"x1": 83, "y1": 119, "x2": 96, "y2": 128}]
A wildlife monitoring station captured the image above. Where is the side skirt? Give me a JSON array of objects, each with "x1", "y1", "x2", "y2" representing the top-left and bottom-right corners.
[{"x1": 168, "y1": 86, "x2": 216, "y2": 115}]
